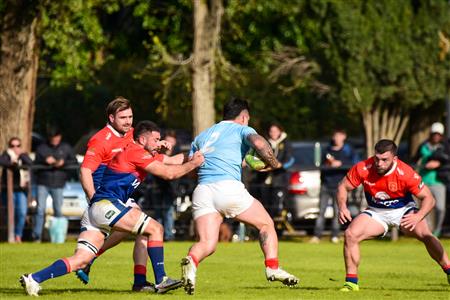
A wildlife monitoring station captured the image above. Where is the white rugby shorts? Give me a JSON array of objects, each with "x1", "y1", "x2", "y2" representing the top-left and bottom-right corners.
[
  {"x1": 361, "y1": 201, "x2": 417, "y2": 234},
  {"x1": 80, "y1": 199, "x2": 131, "y2": 235},
  {"x1": 192, "y1": 180, "x2": 254, "y2": 219}
]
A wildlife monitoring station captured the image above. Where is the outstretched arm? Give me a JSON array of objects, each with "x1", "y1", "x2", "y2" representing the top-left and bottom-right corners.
[
  {"x1": 246, "y1": 134, "x2": 281, "y2": 169},
  {"x1": 162, "y1": 153, "x2": 185, "y2": 165},
  {"x1": 145, "y1": 151, "x2": 204, "y2": 180}
]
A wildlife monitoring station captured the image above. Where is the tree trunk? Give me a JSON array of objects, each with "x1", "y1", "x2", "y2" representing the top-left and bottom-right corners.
[
  {"x1": 191, "y1": 0, "x2": 223, "y2": 136},
  {"x1": 362, "y1": 105, "x2": 410, "y2": 157},
  {"x1": 0, "y1": 1, "x2": 39, "y2": 153}
]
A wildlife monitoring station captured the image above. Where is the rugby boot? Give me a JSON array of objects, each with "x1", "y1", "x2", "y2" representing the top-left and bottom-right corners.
[
  {"x1": 155, "y1": 276, "x2": 182, "y2": 294},
  {"x1": 19, "y1": 274, "x2": 41, "y2": 296},
  {"x1": 75, "y1": 263, "x2": 91, "y2": 285},
  {"x1": 340, "y1": 281, "x2": 360, "y2": 292},
  {"x1": 265, "y1": 267, "x2": 299, "y2": 287},
  {"x1": 181, "y1": 256, "x2": 197, "y2": 295},
  {"x1": 132, "y1": 281, "x2": 156, "y2": 292}
]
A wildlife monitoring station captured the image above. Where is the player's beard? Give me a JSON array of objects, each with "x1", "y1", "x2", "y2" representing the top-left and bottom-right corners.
[{"x1": 376, "y1": 161, "x2": 394, "y2": 175}]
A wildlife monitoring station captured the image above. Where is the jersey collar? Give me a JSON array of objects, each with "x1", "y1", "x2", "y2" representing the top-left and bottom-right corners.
[
  {"x1": 107, "y1": 124, "x2": 125, "y2": 137},
  {"x1": 383, "y1": 160, "x2": 398, "y2": 176}
]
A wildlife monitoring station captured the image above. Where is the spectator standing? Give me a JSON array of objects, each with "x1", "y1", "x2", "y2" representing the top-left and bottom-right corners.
[
  {"x1": 152, "y1": 130, "x2": 179, "y2": 241},
  {"x1": 0, "y1": 137, "x2": 33, "y2": 243},
  {"x1": 254, "y1": 123, "x2": 294, "y2": 218},
  {"x1": 32, "y1": 127, "x2": 77, "y2": 242},
  {"x1": 416, "y1": 122, "x2": 447, "y2": 237},
  {"x1": 310, "y1": 129, "x2": 357, "y2": 244}
]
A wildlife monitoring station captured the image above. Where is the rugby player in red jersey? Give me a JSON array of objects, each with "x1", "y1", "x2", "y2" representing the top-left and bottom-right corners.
[
  {"x1": 76, "y1": 97, "x2": 159, "y2": 291},
  {"x1": 19, "y1": 121, "x2": 204, "y2": 296},
  {"x1": 20, "y1": 121, "x2": 204, "y2": 296},
  {"x1": 337, "y1": 139, "x2": 450, "y2": 291}
]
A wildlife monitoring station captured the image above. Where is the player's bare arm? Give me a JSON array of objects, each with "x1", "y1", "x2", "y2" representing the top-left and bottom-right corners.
[
  {"x1": 80, "y1": 167, "x2": 95, "y2": 200},
  {"x1": 246, "y1": 134, "x2": 282, "y2": 169},
  {"x1": 337, "y1": 177, "x2": 356, "y2": 224},
  {"x1": 401, "y1": 185, "x2": 436, "y2": 231},
  {"x1": 145, "y1": 151, "x2": 204, "y2": 180},
  {"x1": 163, "y1": 153, "x2": 185, "y2": 165}
]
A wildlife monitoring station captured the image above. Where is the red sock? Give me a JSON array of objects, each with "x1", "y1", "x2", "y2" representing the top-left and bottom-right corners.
[
  {"x1": 188, "y1": 253, "x2": 199, "y2": 267},
  {"x1": 443, "y1": 264, "x2": 450, "y2": 274},
  {"x1": 96, "y1": 248, "x2": 105, "y2": 257},
  {"x1": 265, "y1": 258, "x2": 279, "y2": 269}
]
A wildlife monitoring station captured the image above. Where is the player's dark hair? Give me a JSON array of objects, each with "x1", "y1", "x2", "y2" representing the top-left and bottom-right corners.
[
  {"x1": 133, "y1": 120, "x2": 160, "y2": 140},
  {"x1": 223, "y1": 97, "x2": 250, "y2": 120},
  {"x1": 374, "y1": 139, "x2": 397, "y2": 155},
  {"x1": 106, "y1": 96, "x2": 131, "y2": 118}
]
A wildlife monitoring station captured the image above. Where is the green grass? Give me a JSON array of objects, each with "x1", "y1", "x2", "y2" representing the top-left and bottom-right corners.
[{"x1": 1, "y1": 238, "x2": 449, "y2": 299}]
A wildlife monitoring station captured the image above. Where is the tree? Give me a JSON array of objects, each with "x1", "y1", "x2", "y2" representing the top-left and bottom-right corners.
[
  {"x1": 0, "y1": 0, "x2": 107, "y2": 152},
  {"x1": 306, "y1": 0, "x2": 450, "y2": 156},
  {"x1": 191, "y1": 0, "x2": 223, "y2": 135},
  {"x1": 0, "y1": 1, "x2": 39, "y2": 152}
]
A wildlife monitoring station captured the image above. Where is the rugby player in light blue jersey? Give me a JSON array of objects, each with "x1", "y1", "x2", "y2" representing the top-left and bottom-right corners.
[{"x1": 180, "y1": 98, "x2": 299, "y2": 295}]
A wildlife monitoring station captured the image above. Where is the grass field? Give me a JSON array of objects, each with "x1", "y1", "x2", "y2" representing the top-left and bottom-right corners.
[{"x1": 1, "y1": 238, "x2": 449, "y2": 299}]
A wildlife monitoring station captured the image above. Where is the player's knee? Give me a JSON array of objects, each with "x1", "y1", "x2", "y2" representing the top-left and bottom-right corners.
[
  {"x1": 145, "y1": 221, "x2": 163, "y2": 238},
  {"x1": 415, "y1": 231, "x2": 433, "y2": 242},
  {"x1": 259, "y1": 217, "x2": 275, "y2": 232},
  {"x1": 135, "y1": 234, "x2": 148, "y2": 245},
  {"x1": 344, "y1": 228, "x2": 358, "y2": 243}
]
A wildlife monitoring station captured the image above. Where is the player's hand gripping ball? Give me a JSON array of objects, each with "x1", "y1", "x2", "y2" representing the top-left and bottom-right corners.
[{"x1": 245, "y1": 149, "x2": 267, "y2": 171}]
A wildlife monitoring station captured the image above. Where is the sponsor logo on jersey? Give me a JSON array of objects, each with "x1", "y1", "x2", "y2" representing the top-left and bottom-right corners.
[
  {"x1": 105, "y1": 210, "x2": 116, "y2": 219},
  {"x1": 374, "y1": 191, "x2": 390, "y2": 200},
  {"x1": 388, "y1": 182, "x2": 398, "y2": 192},
  {"x1": 111, "y1": 148, "x2": 122, "y2": 153}
]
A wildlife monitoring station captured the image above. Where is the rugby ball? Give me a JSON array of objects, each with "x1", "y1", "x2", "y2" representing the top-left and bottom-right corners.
[{"x1": 245, "y1": 148, "x2": 267, "y2": 170}]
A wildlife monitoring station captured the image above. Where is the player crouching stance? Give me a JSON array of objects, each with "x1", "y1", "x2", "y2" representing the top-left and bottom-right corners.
[
  {"x1": 180, "y1": 98, "x2": 298, "y2": 295},
  {"x1": 20, "y1": 121, "x2": 204, "y2": 296},
  {"x1": 337, "y1": 139, "x2": 450, "y2": 292}
]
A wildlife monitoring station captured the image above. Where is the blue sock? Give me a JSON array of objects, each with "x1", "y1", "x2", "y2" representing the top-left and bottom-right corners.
[
  {"x1": 32, "y1": 259, "x2": 70, "y2": 283},
  {"x1": 134, "y1": 265, "x2": 147, "y2": 285},
  {"x1": 147, "y1": 241, "x2": 166, "y2": 284},
  {"x1": 345, "y1": 273, "x2": 358, "y2": 284}
]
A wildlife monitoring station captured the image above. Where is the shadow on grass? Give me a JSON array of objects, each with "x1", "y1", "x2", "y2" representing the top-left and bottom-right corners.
[
  {"x1": 363, "y1": 286, "x2": 449, "y2": 292},
  {"x1": 1, "y1": 287, "x2": 133, "y2": 296},
  {"x1": 243, "y1": 285, "x2": 328, "y2": 291}
]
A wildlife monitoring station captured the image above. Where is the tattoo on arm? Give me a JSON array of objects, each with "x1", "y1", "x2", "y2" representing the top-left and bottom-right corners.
[
  {"x1": 259, "y1": 232, "x2": 268, "y2": 248},
  {"x1": 247, "y1": 134, "x2": 279, "y2": 168}
]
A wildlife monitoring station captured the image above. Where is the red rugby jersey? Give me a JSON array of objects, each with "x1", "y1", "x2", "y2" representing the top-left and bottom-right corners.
[
  {"x1": 346, "y1": 157, "x2": 424, "y2": 209},
  {"x1": 81, "y1": 124, "x2": 134, "y2": 189}
]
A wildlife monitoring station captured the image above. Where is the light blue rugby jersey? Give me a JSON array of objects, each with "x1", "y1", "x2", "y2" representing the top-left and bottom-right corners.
[{"x1": 190, "y1": 121, "x2": 257, "y2": 184}]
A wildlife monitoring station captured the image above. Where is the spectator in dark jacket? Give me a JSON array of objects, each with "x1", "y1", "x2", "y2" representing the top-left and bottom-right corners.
[
  {"x1": 310, "y1": 129, "x2": 357, "y2": 244},
  {"x1": 32, "y1": 127, "x2": 77, "y2": 242},
  {"x1": 0, "y1": 137, "x2": 33, "y2": 242},
  {"x1": 254, "y1": 123, "x2": 294, "y2": 218}
]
